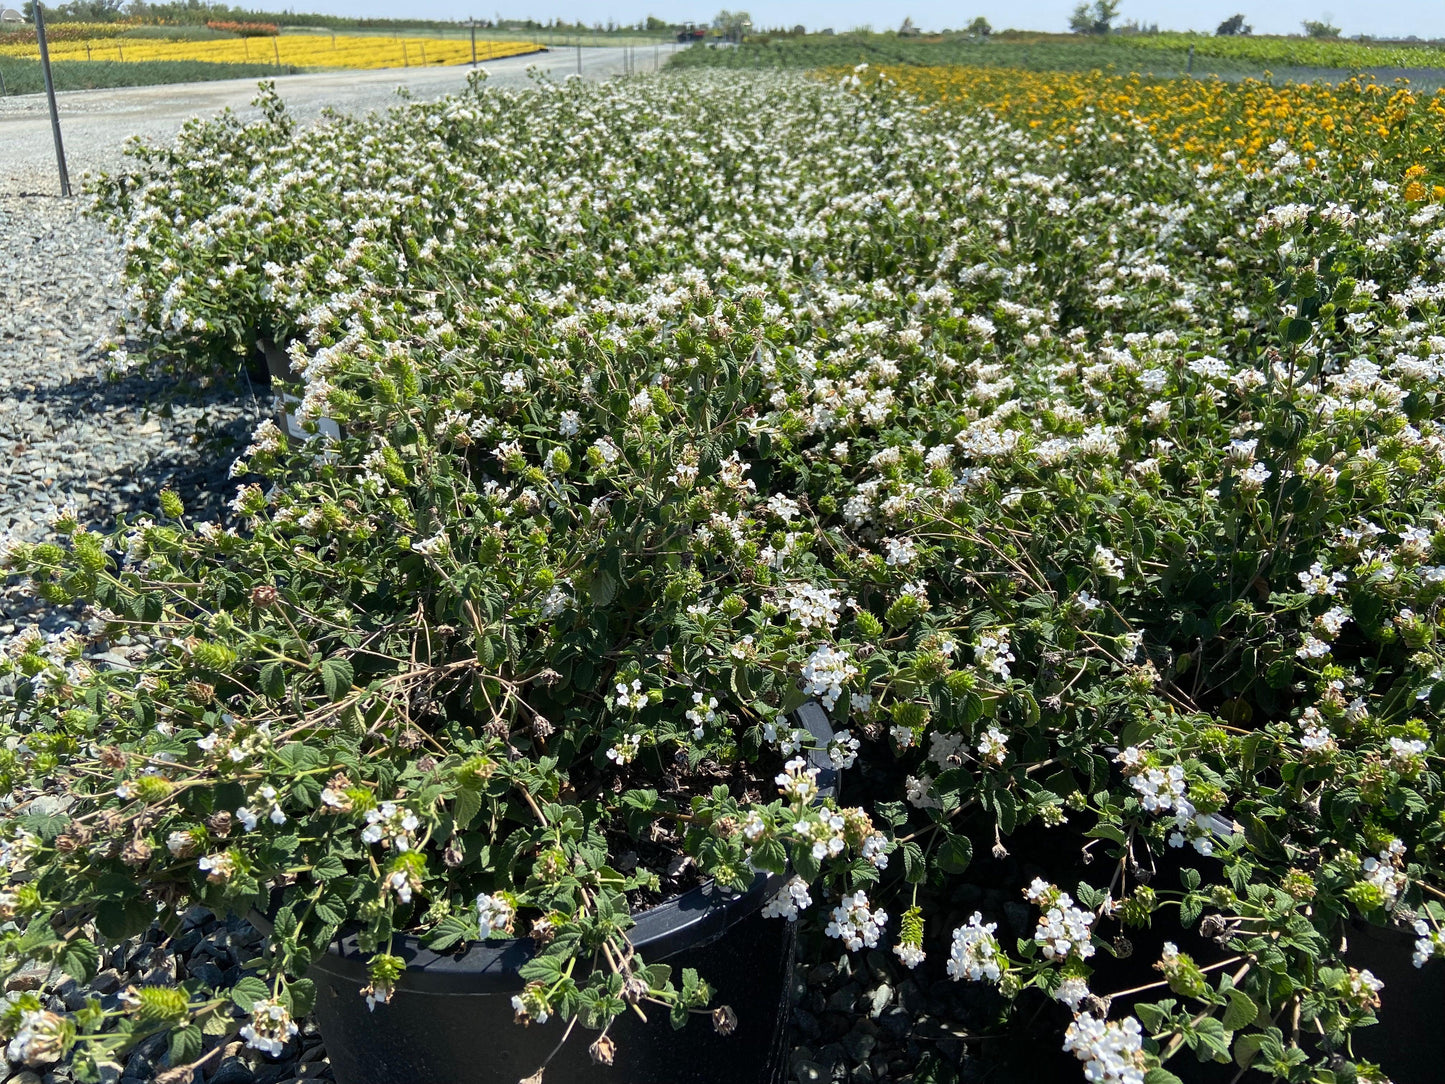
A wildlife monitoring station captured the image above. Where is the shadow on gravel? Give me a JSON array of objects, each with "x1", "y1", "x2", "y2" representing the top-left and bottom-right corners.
[{"x1": 7, "y1": 346, "x2": 265, "y2": 534}]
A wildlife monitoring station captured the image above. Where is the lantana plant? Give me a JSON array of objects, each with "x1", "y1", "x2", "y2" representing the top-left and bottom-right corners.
[{"x1": 2, "y1": 70, "x2": 1443, "y2": 1083}]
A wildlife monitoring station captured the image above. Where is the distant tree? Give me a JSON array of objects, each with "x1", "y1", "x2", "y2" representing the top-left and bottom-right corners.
[
  {"x1": 712, "y1": 8, "x2": 751, "y2": 40},
  {"x1": 898, "y1": 15, "x2": 919, "y2": 36},
  {"x1": 645, "y1": 15, "x2": 669, "y2": 31},
  {"x1": 1302, "y1": 17, "x2": 1340, "y2": 38},
  {"x1": 1070, "y1": 0, "x2": 1120, "y2": 35},
  {"x1": 1215, "y1": 13, "x2": 1251, "y2": 35},
  {"x1": 966, "y1": 15, "x2": 992, "y2": 37}
]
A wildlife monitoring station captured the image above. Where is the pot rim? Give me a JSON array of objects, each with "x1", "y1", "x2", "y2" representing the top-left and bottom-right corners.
[{"x1": 251, "y1": 700, "x2": 837, "y2": 995}]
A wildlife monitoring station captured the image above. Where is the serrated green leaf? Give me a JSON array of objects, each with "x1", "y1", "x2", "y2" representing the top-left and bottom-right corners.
[
  {"x1": 453, "y1": 786, "x2": 482, "y2": 830},
  {"x1": 320, "y1": 657, "x2": 354, "y2": 702},
  {"x1": 230, "y1": 976, "x2": 270, "y2": 1011},
  {"x1": 168, "y1": 1024, "x2": 202, "y2": 1066},
  {"x1": 1222, "y1": 988, "x2": 1257, "y2": 1031},
  {"x1": 286, "y1": 978, "x2": 317, "y2": 1018},
  {"x1": 260, "y1": 661, "x2": 286, "y2": 699},
  {"x1": 60, "y1": 939, "x2": 100, "y2": 984}
]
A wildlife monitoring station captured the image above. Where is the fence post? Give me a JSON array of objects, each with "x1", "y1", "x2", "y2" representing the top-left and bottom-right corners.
[
  {"x1": 34, "y1": 2, "x2": 71, "y2": 197},
  {"x1": 470, "y1": 23, "x2": 477, "y2": 66},
  {"x1": 576, "y1": 42, "x2": 581, "y2": 75},
  {"x1": 272, "y1": 36, "x2": 280, "y2": 70},
  {"x1": 1187, "y1": 43, "x2": 1194, "y2": 75}
]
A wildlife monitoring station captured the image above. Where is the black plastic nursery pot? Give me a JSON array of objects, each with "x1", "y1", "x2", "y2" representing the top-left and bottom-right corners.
[
  {"x1": 298, "y1": 703, "x2": 838, "y2": 1084},
  {"x1": 1340, "y1": 919, "x2": 1445, "y2": 1084}
]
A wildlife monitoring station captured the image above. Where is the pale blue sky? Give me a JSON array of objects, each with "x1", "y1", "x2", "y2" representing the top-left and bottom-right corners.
[{"x1": 246, "y1": 2, "x2": 1445, "y2": 41}]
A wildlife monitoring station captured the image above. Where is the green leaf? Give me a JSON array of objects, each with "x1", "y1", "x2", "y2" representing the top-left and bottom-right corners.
[
  {"x1": 1232, "y1": 1032, "x2": 1265, "y2": 1070},
  {"x1": 1135, "y1": 1001, "x2": 1171, "y2": 1033},
  {"x1": 937, "y1": 832, "x2": 972, "y2": 874},
  {"x1": 286, "y1": 978, "x2": 317, "y2": 1018},
  {"x1": 95, "y1": 897, "x2": 154, "y2": 940},
  {"x1": 901, "y1": 840, "x2": 926, "y2": 884},
  {"x1": 320, "y1": 657, "x2": 354, "y2": 702},
  {"x1": 168, "y1": 1024, "x2": 202, "y2": 1066},
  {"x1": 1143, "y1": 1071, "x2": 1184, "y2": 1084},
  {"x1": 992, "y1": 789, "x2": 1017, "y2": 834},
  {"x1": 589, "y1": 570, "x2": 618, "y2": 607},
  {"x1": 453, "y1": 786, "x2": 482, "y2": 830},
  {"x1": 427, "y1": 915, "x2": 478, "y2": 952},
  {"x1": 1279, "y1": 316, "x2": 1312, "y2": 344},
  {"x1": 1222, "y1": 988, "x2": 1258, "y2": 1031},
  {"x1": 230, "y1": 976, "x2": 271, "y2": 1011},
  {"x1": 260, "y1": 660, "x2": 286, "y2": 699},
  {"x1": 751, "y1": 837, "x2": 787, "y2": 875},
  {"x1": 311, "y1": 854, "x2": 347, "y2": 881},
  {"x1": 60, "y1": 939, "x2": 100, "y2": 984}
]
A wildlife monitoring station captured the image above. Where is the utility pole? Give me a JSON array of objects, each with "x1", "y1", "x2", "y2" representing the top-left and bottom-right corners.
[
  {"x1": 33, "y1": 2, "x2": 70, "y2": 197},
  {"x1": 468, "y1": 18, "x2": 478, "y2": 66}
]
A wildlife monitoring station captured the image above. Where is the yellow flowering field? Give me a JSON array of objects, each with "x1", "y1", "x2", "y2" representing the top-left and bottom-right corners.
[
  {"x1": 0, "y1": 32, "x2": 540, "y2": 70},
  {"x1": 853, "y1": 65, "x2": 1445, "y2": 192}
]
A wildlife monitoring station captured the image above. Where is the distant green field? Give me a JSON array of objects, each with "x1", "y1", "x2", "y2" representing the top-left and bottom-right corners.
[
  {"x1": 0, "y1": 56, "x2": 297, "y2": 95},
  {"x1": 666, "y1": 33, "x2": 1445, "y2": 88}
]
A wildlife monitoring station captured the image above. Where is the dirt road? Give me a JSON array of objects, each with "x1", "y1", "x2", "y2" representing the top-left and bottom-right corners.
[{"x1": 1, "y1": 45, "x2": 668, "y2": 194}]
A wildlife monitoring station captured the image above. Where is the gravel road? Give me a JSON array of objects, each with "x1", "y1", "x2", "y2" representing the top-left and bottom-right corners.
[{"x1": 1, "y1": 45, "x2": 661, "y2": 194}]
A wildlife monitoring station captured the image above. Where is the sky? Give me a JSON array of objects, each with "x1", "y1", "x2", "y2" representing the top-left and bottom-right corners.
[{"x1": 237, "y1": 2, "x2": 1445, "y2": 40}]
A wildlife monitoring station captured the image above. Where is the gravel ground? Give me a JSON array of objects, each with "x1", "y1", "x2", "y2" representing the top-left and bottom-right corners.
[{"x1": 0, "y1": 192, "x2": 259, "y2": 642}]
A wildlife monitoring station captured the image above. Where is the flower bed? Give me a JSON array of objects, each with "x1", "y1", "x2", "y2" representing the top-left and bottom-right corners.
[{"x1": 2, "y1": 69, "x2": 1444, "y2": 1083}]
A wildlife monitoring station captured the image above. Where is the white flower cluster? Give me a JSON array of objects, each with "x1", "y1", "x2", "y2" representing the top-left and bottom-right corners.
[
  {"x1": 477, "y1": 892, "x2": 515, "y2": 938},
  {"x1": 946, "y1": 912, "x2": 1003, "y2": 983},
  {"x1": 198, "y1": 851, "x2": 237, "y2": 884},
  {"x1": 361, "y1": 802, "x2": 420, "y2": 850},
  {"x1": 686, "y1": 690, "x2": 723, "y2": 738},
  {"x1": 5, "y1": 1009, "x2": 68, "y2": 1067},
  {"x1": 1414, "y1": 919, "x2": 1445, "y2": 968},
  {"x1": 606, "y1": 733, "x2": 642, "y2": 765},
  {"x1": 775, "y1": 756, "x2": 821, "y2": 804},
  {"x1": 1055, "y1": 975, "x2": 1091, "y2": 1011},
  {"x1": 974, "y1": 628, "x2": 1015, "y2": 681},
  {"x1": 976, "y1": 726, "x2": 1008, "y2": 766},
  {"x1": 825, "y1": 891, "x2": 888, "y2": 951},
  {"x1": 1061, "y1": 1013, "x2": 1147, "y2": 1084},
  {"x1": 1299, "y1": 560, "x2": 1346, "y2": 596},
  {"x1": 613, "y1": 677, "x2": 648, "y2": 711},
  {"x1": 1024, "y1": 879, "x2": 1096, "y2": 961},
  {"x1": 782, "y1": 583, "x2": 842, "y2": 629},
  {"x1": 1116, "y1": 748, "x2": 1234, "y2": 856},
  {"x1": 240, "y1": 998, "x2": 299, "y2": 1057},
  {"x1": 801, "y1": 644, "x2": 858, "y2": 709},
  {"x1": 236, "y1": 784, "x2": 286, "y2": 832},
  {"x1": 1360, "y1": 839, "x2": 1408, "y2": 909},
  {"x1": 827, "y1": 730, "x2": 861, "y2": 769},
  {"x1": 761, "y1": 875, "x2": 813, "y2": 921}
]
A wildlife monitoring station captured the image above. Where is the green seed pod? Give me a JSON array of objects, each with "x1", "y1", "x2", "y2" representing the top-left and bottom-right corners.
[
  {"x1": 135, "y1": 985, "x2": 191, "y2": 1025},
  {"x1": 190, "y1": 642, "x2": 237, "y2": 673},
  {"x1": 855, "y1": 611, "x2": 884, "y2": 640},
  {"x1": 159, "y1": 490, "x2": 185, "y2": 519}
]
